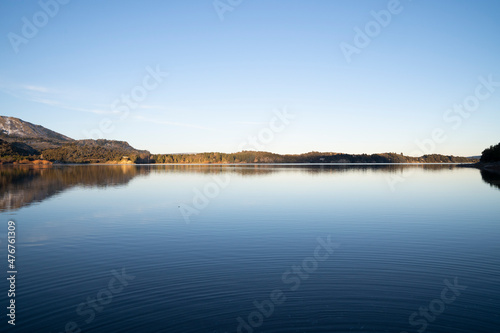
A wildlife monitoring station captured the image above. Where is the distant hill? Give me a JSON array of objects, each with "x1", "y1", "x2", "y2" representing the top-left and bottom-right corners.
[
  {"x1": 0, "y1": 116, "x2": 150, "y2": 164},
  {"x1": 152, "y1": 151, "x2": 478, "y2": 164}
]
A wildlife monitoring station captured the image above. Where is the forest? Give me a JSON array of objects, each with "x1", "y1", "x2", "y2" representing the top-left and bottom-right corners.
[
  {"x1": 480, "y1": 142, "x2": 500, "y2": 163},
  {"x1": 150, "y1": 151, "x2": 476, "y2": 164},
  {"x1": 0, "y1": 135, "x2": 491, "y2": 165}
]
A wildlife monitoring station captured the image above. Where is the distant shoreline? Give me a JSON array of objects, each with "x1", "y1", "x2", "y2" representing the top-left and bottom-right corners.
[{"x1": 1, "y1": 161, "x2": 479, "y2": 166}]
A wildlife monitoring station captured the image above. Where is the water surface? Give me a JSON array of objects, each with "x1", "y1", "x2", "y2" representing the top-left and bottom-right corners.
[{"x1": 1, "y1": 164, "x2": 499, "y2": 332}]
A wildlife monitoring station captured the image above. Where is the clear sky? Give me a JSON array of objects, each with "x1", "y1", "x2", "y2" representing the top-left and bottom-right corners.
[{"x1": 0, "y1": 0, "x2": 499, "y2": 155}]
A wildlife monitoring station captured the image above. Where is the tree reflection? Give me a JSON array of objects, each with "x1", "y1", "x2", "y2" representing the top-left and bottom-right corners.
[
  {"x1": 0, "y1": 163, "x2": 471, "y2": 211},
  {"x1": 0, "y1": 165, "x2": 149, "y2": 211},
  {"x1": 480, "y1": 169, "x2": 500, "y2": 190}
]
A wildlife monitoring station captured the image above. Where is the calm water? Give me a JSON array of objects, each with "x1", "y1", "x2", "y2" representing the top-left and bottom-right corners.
[{"x1": 1, "y1": 164, "x2": 499, "y2": 333}]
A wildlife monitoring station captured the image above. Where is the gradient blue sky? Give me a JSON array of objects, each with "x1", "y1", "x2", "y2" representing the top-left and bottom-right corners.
[{"x1": 0, "y1": 0, "x2": 499, "y2": 155}]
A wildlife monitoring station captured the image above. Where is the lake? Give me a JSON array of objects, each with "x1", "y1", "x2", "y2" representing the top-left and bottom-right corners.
[{"x1": 1, "y1": 164, "x2": 499, "y2": 333}]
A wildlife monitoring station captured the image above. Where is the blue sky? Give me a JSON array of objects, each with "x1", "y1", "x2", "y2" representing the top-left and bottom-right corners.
[{"x1": 0, "y1": 0, "x2": 499, "y2": 155}]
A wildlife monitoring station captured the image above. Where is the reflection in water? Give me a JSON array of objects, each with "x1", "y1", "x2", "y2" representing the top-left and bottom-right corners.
[
  {"x1": 1, "y1": 163, "x2": 499, "y2": 333},
  {"x1": 0, "y1": 163, "x2": 467, "y2": 211},
  {"x1": 0, "y1": 165, "x2": 149, "y2": 211},
  {"x1": 480, "y1": 169, "x2": 500, "y2": 190},
  {"x1": 148, "y1": 163, "x2": 457, "y2": 177}
]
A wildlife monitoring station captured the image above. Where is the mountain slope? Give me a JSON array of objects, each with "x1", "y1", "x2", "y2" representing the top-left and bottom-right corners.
[
  {"x1": 0, "y1": 138, "x2": 38, "y2": 156},
  {"x1": 0, "y1": 116, "x2": 73, "y2": 141}
]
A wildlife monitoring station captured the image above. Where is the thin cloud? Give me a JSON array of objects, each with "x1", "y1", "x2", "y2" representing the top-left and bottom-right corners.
[
  {"x1": 61, "y1": 105, "x2": 115, "y2": 115},
  {"x1": 29, "y1": 96, "x2": 112, "y2": 115},
  {"x1": 28, "y1": 98, "x2": 62, "y2": 106},
  {"x1": 0, "y1": 83, "x2": 114, "y2": 115},
  {"x1": 20, "y1": 85, "x2": 58, "y2": 93},
  {"x1": 232, "y1": 121, "x2": 269, "y2": 125},
  {"x1": 0, "y1": 83, "x2": 58, "y2": 97},
  {"x1": 133, "y1": 115, "x2": 214, "y2": 131},
  {"x1": 137, "y1": 104, "x2": 169, "y2": 111}
]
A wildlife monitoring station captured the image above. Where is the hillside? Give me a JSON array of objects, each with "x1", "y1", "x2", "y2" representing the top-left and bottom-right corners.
[
  {"x1": 0, "y1": 116, "x2": 73, "y2": 151},
  {"x1": 0, "y1": 116, "x2": 150, "y2": 164},
  {"x1": 41, "y1": 139, "x2": 151, "y2": 163},
  {"x1": 0, "y1": 138, "x2": 38, "y2": 156},
  {"x1": 0, "y1": 116, "x2": 72, "y2": 141}
]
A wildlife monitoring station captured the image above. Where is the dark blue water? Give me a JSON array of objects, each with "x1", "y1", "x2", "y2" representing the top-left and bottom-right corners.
[{"x1": 1, "y1": 164, "x2": 499, "y2": 332}]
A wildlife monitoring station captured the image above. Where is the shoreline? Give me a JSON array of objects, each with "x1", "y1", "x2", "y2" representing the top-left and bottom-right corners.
[
  {"x1": 0, "y1": 159, "x2": 53, "y2": 166},
  {"x1": 1, "y1": 161, "x2": 480, "y2": 166},
  {"x1": 457, "y1": 162, "x2": 500, "y2": 173}
]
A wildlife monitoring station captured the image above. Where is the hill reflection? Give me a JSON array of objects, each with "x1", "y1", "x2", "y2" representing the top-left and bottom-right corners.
[
  {"x1": 0, "y1": 165, "x2": 149, "y2": 211},
  {"x1": 0, "y1": 164, "x2": 475, "y2": 211}
]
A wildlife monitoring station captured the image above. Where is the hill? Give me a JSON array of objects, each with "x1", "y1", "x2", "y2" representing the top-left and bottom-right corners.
[
  {"x1": 0, "y1": 116, "x2": 150, "y2": 164},
  {"x1": 0, "y1": 116, "x2": 72, "y2": 141},
  {"x1": 0, "y1": 116, "x2": 73, "y2": 151},
  {"x1": 41, "y1": 139, "x2": 151, "y2": 163}
]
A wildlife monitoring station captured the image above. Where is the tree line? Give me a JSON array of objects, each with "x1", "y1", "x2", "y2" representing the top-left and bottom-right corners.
[
  {"x1": 150, "y1": 151, "x2": 476, "y2": 164},
  {"x1": 3, "y1": 137, "x2": 494, "y2": 165},
  {"x1": 480, "y1": 142, "x2": 500, "y2": 163}
]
